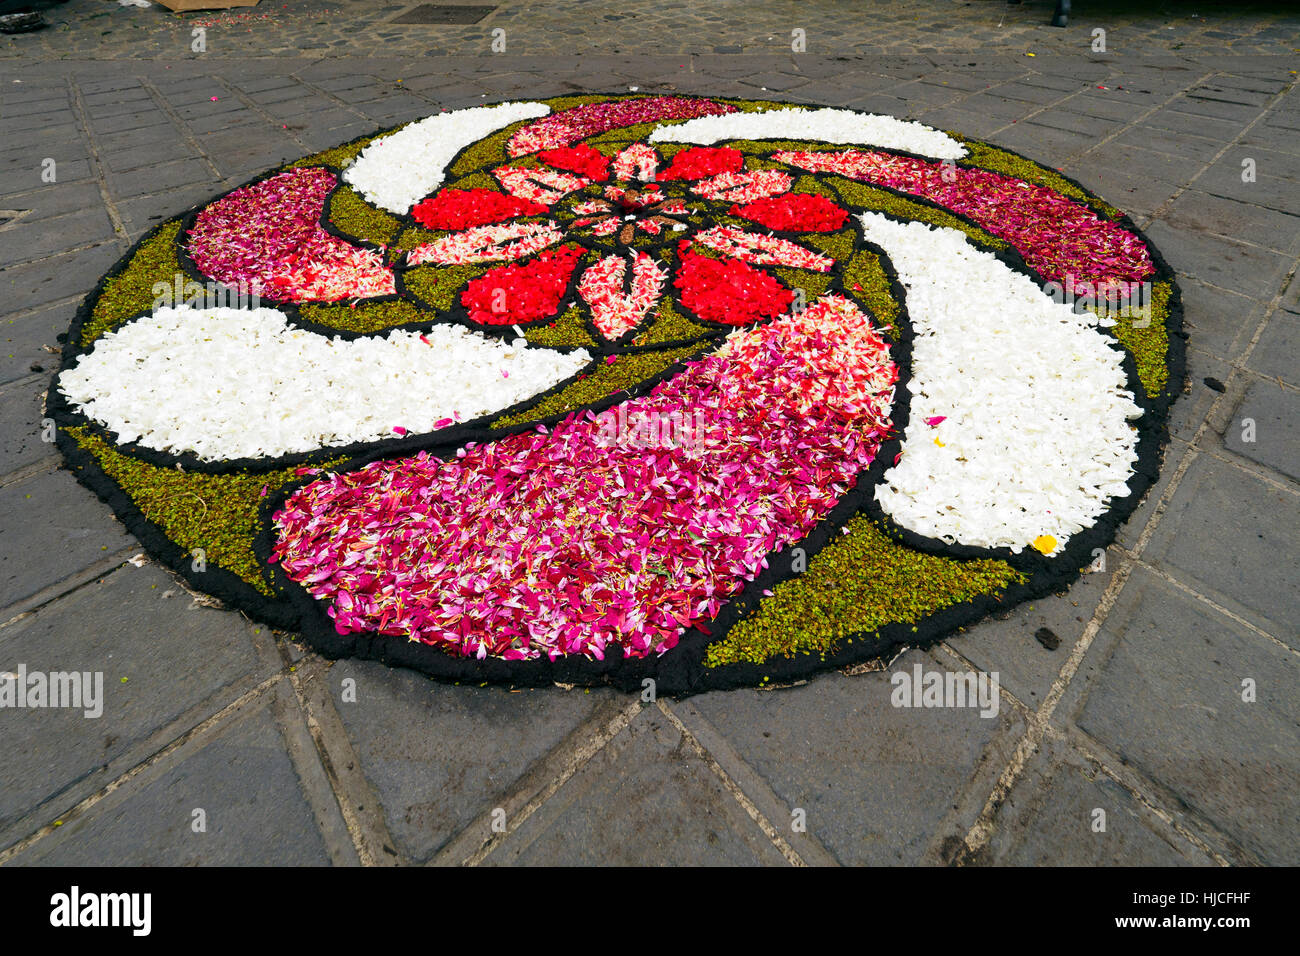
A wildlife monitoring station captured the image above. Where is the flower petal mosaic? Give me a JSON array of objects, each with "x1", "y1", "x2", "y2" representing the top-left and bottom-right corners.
[{"x1": 49, "y1": 95, "x2": 1184, "y2": 695}]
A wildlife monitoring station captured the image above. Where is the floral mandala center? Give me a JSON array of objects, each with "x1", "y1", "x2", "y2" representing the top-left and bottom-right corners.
[{"x1": 50, "y1": 96, "x2": 1181, "y2": 695}]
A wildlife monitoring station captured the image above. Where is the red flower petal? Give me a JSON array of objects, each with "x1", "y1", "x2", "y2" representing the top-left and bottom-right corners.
[
  {"x1": 411, "y1": 189, "x2": 548, "y2": 230},
  {"x1": 658, "y1": 146, "x2": 745, "y2": 181},
  {"x1": 730, "y1": 193, "x2": 849, "y2": 232},
  {"x1": 536, "y1": 144, "x2": 610, "y2": 180},
  {"x1": 673, "y1": 247, "x2": 793, "y2": 325},
  {"x1": 461, "y1": 245, "x2": 584, "y2": 326}
]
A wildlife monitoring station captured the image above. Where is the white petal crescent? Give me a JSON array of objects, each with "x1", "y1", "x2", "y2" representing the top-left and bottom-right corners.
[
  {"x1": 58, "y1": 306, "x2": 590, "y2": 461},
  {"x1": 860, "y1": 213, "x2": 1143, "y2": 555},
  {"x1": 343, "y1": 101, "x2": 551, "y2": 214},
  {"x1": 647, "y1": 107, "x2": 967, "y2": 161}
]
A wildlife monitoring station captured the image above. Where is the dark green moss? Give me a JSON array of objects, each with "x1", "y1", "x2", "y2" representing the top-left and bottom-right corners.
[
  {"x1": 524, "y1": 307, "x2": 598, "y2": 349},
  {"x1": 443, "y1": 171, "x2": 499, "y2": 192},
  {"x1": 791, "y1": 175, "x2": 837, "y2": 198},
  {"x1": 328, "y1": 186, "x2": 401, "y2": 246},
  {"x1": 69, "y1": 427, "x2": 342, "y2": 595},
  {"x1": 842, "y1": 250, "x2": 900, "y2": 335},
  {"x1": 299, "y1": 300, "x2": 427, "y2": 334},
  {"x1": 705, "y1": 515, "x2": 1024, "y2": 667},
  {"x1": 403, "y1": 263, "x2": 492, "y2": 312},
  {"x1": 801, "y1": 227, "x2": 855, "y2": 262},
  {"x1": 393, "y1": 225, "x2": 448, "y2": 254},
  {"x1": 633, "y1": 298, "x2": 717, "y2": 346},
  {"x1": 773, "y1": 267, "x2": 833, "y2": 299},
  {"x1": 83, "y1": 221, "x2": 184, "y2": 346},
  {"x1": 717, "y1": 137, "x2": 848, "y2": 155},
  {"x1": 1102, "y1": 279, "x2": 1172, "y2": 398}
]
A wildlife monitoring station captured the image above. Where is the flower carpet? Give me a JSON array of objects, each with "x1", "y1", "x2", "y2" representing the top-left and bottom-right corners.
[{"x1": 48, "y1": 95, "x2": 1183, "y2": 695}]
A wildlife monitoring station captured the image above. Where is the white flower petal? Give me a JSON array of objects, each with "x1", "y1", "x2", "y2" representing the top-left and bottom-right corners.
[
  {"x1": 861, "y1": 213, "x2": 1142, "y2": 554},
  {"x1": 648, "y1": 107, "x2": 967, "y2": 161},
  {"x1": 59, "y1": 306, "x2": 589, "y2": 461},
  {"x1": 343, "y1": 101, "x2": 550, "y2": 214}
]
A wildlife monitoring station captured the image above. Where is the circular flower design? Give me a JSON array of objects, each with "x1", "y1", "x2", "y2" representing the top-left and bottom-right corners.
[
  {"x1": 49, "y1": 96, "x2": 1183, "y2": 695},
  {"x1": 407, "y1": 141, "x2": 839, "y2": 341}
]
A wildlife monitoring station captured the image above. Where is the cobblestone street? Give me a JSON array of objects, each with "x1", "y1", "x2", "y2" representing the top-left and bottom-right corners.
[{"x1": 1, "y1": 0, "x2": 1297, "y2": 866}]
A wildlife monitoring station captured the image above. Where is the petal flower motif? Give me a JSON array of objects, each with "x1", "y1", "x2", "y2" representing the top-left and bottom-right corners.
[
  {"x1": 411, "y1": 189, "x2": 548, "y2": 230},
  {"x1": 775, "y1": 149, "x2": 1155, "y2": 293},
  {"x1": 505, "y1": 96, "x2": 737, "y2": 156},
  {"x1": 272, "y1": 295, "x2": 897, "y2": 660},
  {"x1": 731, "y1": 193, "x2": 849, "y2": 232},
  {"x1": 58, "y1": 97, "x2": 1181, "y2": 689},
  {"x1": 187, "y1": 167, "x2": 395, "y2": 303},
  {"x1": 536, "y1": 144, "x2": 610, "y2": 180},
  {"x1": 407, "y1": 220, "x2": 563, "y2": 266},
  {"x1": 493, "y1": 166, "x2": 590, "y2": 203},
  {"x1": 461, "y1": 246, "x2": 584, "y2": 326},
  {"x1": 432, "y1": 140, "x2": 833, "y2": 340},
  {"x1": 611, "y1": 143, "x2": 659, "y2": 182},
  {"x1": 691, "y1": 169, "x2": 792, "y2": 203},
  {"x1": 673, "y1": 247, "x2": 794, "y2": 325},
  {"x1": 577, "y1": 252, "x2": 668, "y2": 341},
  {"x1": 693, "y1": 225, "x2": 835, "y2": 272},
  {"x1": 658, "y1": 146, "x2": 744, "y2": 181}
]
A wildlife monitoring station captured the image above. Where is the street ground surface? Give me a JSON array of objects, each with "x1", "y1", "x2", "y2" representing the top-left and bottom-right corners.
[{"x1": 0, "y1": 0, "x2": 1297, "y2": 866}]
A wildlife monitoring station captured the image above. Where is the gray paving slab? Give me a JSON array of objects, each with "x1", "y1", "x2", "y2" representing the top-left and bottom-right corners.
[
  {"x1": 1140, "y1": 107, "x2": 1252, "y2": 144},
  {"x1": 0, "y1": 300, "x2": 74, "y2": 387},
  {"x1": 0, "y1": 207, "x2": 116, "y2": 267},
  {"x1": 105, "y1": 157, "x2": 215, "y2": 200},
  {"x1": 0, "y1": 562, "x2": 268, "y2": 837},
  {"x1": 17, "y1": 697, "x2": 332, "y2": 866},
  {"x1": 990, "y1": 121, "x2": 1100, "y2": 163},
  {"x1": 1028, "y1": 108, "x2": 1126, "y2": 139},
  {"x1": 1171, "y1": 93, "x2": 1274, "y2": 124},
  {"x1": 1170, "y1": 348, "x2": 1233, "y2": 443},
  {"x1": 1178, "y1": 276, "x2": 1269, "y2": 361},
  {"x1": 489, "y1": 704, "x2": 789, "y2": 866},
  {"x1": 1141, "y1": 453, "x2": 1300, "y2": 642},
  {"x1": 1164, "y1": 189, "x2": 1300, "y2": 254},
  {"x1": 0, "y1": 469, "x2": 134, "y2": 612},
  {"x1": 327, "y1": 659, "x2": 610, "y2": 862},
  {"x1": 1141, "y1": 220, "x2": 1294, "y2": 303},
  {"x1": 987, "y1": 738, "x2": 1215, "y2": 866},
  {"x1": 0, "y1": 376, "x2": 51, "y2": 475},
  {"x1": 1194, "y1": 162, "x2": 1300, "y2": 216},
  {"x1": 0, "y1": 241, "x2": 122, "y2": 314},
  {"x1": 1246, "y1": 308, "x2": 1299, "y2": 387},
  {"x1": 1073, "y1": 566, "x2": 1300, "y2": 864},
  {"x1": 1114, "y1": 437, "x2": 1195, "y2": 553},
  {"x1": 1222, "y1": 380, "x2": 1300, "y2": 482},
  {"x1": 103, "y1": 138, "x2": 199, "y2": 174},
  {"x1": 1110, "y1": 125, "x2": 1230, "y2": 164},
  {"x1": 690, "y1": 651, "x2": 1024, "y2": 865},
  {"x1": 945, "y1": 558, "x2": 1117, "y2": 707},
  {"x1": 0, "y1": 182, "x2": 105, "y2": 226}
]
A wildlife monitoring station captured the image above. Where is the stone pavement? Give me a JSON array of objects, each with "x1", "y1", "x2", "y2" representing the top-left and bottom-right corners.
[
  {"x1": 3, "y1": 0, "x2": 1299, "y2": 59},
  {"x1": 0, "y1": 7, "x2": 1298, "y2": 866}
]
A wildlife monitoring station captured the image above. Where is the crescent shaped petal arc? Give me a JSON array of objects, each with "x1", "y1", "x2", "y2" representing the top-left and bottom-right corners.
[
  {"x1": 343, "y1": 101, "x2": 551, "y2": 214},
  {"x1": 862, "y1": 213, "x2": 1143, "y2": 556},
  {"x1": 648, "y1": 107, "x2": 968, "y2": 161},
  {"x1": 57, "y1": 305, "x2": 590, "y2": 461}
]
